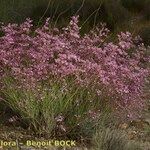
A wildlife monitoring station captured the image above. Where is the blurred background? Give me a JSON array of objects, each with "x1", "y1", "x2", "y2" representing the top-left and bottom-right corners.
[{"x1": 0, "y1": 0, "x2": 149, "y2": 45}]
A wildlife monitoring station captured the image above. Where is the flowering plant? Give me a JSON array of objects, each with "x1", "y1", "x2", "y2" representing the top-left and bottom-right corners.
[{"x1": 0, "y1": 16, "x2": 149, "y2": 118}]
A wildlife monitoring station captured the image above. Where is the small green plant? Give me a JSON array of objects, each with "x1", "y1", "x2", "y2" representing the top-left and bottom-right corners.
[{"x1": 92, "y1": 127, "x2": 144, "y2": 150}]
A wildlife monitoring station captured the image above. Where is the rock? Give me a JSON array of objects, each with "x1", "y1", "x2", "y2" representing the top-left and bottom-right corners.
[{"x1": 118, "y1": 123, "x2": 129, "y2": 129}]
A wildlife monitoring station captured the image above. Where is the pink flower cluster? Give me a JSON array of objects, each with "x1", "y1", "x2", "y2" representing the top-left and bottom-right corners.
[{"x1": 0, "y1": 16, "x2": 149, "y2": 112}]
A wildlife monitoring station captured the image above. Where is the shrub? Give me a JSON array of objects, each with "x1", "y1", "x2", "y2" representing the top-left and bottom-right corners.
[
  {"x1": 0, "y1": 16, "x2": 149, "y2": 136},
  {"x1": 1, "y1": 16, "x2": 149, "y2": 113}
]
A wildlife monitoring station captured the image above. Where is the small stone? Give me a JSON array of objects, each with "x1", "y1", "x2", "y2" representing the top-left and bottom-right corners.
[
  {"x1": 145, "y1": 119, "x2": 150, "y2": 125},
  {"x1": 119, "y1": 123, "x2": 129, "y2": 129}
]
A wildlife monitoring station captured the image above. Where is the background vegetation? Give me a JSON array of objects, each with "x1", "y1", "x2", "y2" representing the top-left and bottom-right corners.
[{"x1": 0, "y1": 0, "x2": 149, "y2": 45}]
